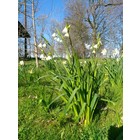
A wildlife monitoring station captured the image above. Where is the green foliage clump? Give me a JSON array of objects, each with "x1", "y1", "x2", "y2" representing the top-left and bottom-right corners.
[{"x1": 18, "y1": 55, "x2": 123, "y2": 139}]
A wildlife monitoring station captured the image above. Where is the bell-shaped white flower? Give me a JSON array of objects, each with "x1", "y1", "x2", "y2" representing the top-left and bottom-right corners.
[
  {"x1": 85, "y1": 43, "x2": 91, "y2": 50},
  {"x1": 62, "y1": 27, "x2": 68, "y2": 34},
  {"x1": 101, "y1": 48, "x2": 107, "y2": 56},
  {"x1": 56, "y1": 38, "x2": 60, "y2": 42},
  {"x1": 54, "y1": 37, "x2": 58, "y2": 41},
  {"x1": 52, "y1": 33, "x2": 57, "y2": 38},
  {"x1": 92, "y1": 50, "x2": 96, "y2": 54},
  {"x1": 40, "y1": 54, "x2": 45, "y2": 59},
  {"x1": 46, "y1": 56, "x2": 52, "y2": 61},
  {"x1": 19, "y1": 60, "x2": 24, "y2": 66},
  {"x1": 42, "y1": 43, "x2": 46, "y2": 48},
  {"x1": 54, "y1": 38, "x2": 61, "y2": 43},
  {"x1": 59, "y1": 39, "x2": 62, "y2": 43},
  {"x1": 38, "y1": 43, "x2": 42, "y2": 48},
  {"x1": 93, "y1": 44, "x2": 98, "y2": 49},
  {"x1": 112, "y1": 48, "x2": 119, "y2": 57},
  {"x1": 64, "y1": 33, "x2": 69, "y2": 37}
]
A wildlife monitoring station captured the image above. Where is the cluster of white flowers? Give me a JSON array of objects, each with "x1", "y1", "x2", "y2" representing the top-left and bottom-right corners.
[
  {"x1": 100, "y1": 47, "x2": 120, "y2": 58},
  {"x1": 38, "y1": 43, "x2": 46, "y2": 48},
  {"x1": 85, "y1": 43, "x2": 98, "y2": 55},
  {"x1": 46, "y1": 56, "x2": 52, "y2": 61},
  {"x1": 40, "y1": 54, "x2": 52, "y2": 61},
  {"x1": 52, "y1": 25, "x2": 70, "y2": 43},
  {"x1": 52, "y1": 33, "x2": 62, "y2": 43},
  {"x1": 55, "y1": 37, "x2": 62, "y2": 43},
  {"x1": 90, "y1": 44, "x2": 100, "y2": 55},
  {"x1": 19, "y1": 60, "x2": 24, "y2": 66}
]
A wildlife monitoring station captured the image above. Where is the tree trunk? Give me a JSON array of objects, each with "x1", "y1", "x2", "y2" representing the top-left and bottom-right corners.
[
  {"x1": 24, "y1": 0, "x2": 28, "y2": 59},
  {"x1": 32, "y1": 0, "x2": 39, "y2": 67}
]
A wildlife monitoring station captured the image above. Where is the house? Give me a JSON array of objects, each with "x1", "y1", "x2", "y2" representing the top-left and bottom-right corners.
[{"x1": 18, "y1": 21, "x2": 30, "y2": 38}]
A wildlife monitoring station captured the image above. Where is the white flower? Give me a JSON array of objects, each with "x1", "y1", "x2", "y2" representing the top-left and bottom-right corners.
[
  {"x1": 42, "y1": 57, "x2": 46, "y2": 61},
  {"x1": 54, "y1": 37, "x2": 58, "y2": 41},
  {"x1": 40, "y1": 54, "x2": 47, "y2": 61},
  {"x1": 85, "y1": 43, "x2": 91, "y2": 50},
  {"x1": 40, "y1": 54, "x2": 45, "y2": 59},
  {"x1": 56, "y1": 38, "x2": 62, "y2": 43},
  {"x1": 42, "y1": 43, "x2": 46, "y2": 48},
  {"x1": 101, "y1": 48, "x2": 107, "y2": 56},
  {"x1": 93, "y1": 44, "x2": 98, "y2": 49},
  {"x1": 112, "y1": 48, "x2": 119, "y2": 57},
  {"x1": 54, "y1": 37, "x2": 62, "y2": 43},
  {"x1": 19, "y1": 60, "x2": 24, "y2": 66},
  {"x1": 46, "y1": 56, "x2": 52, "y2": 61},
  {"x1": 52, "y1": 33, "x2": 57, "y2": 37},
  {"x1": 64, "y1": 33, "x2": 69, "y2": 37},
  {"x1": 38, "y1": 43, "x2": 42, "y2": 48},
  {"x1": 62, "y1": 27, "x2": 68, "y2": 34},
  {"x1": 92, "y1": 50, "x2": 96, "y2": 54},
  {"x1": 56, "y1": 38, "x2": 60, "y2": 42},
  {"x1": 59, "y1": 39, "x2": 62, "y2": 43}
]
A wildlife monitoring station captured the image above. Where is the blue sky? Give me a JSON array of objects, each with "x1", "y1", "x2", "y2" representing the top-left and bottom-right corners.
[
  {"x1": 18, "y1": 0, "x2": 65, "y2": 27},
  {"x1": 37, "y1": 0, "x2": 65, "y2": 22},
  {"x1": 35, "y1": 0, "x2": 66, "y2": 40}
]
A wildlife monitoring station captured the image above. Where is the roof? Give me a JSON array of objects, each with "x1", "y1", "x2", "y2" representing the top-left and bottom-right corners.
[{"x1": 18, "y1": 21, "x2": 31, "y2": 38}]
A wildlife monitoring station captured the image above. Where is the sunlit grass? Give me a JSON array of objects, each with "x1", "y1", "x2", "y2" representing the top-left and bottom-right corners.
[{"x1": 18, "y1": 58, "x2": 123, "y2": 140}]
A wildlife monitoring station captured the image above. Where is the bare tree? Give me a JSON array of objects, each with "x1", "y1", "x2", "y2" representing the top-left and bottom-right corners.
[
  {"x1": 87, "y1": 0, "x2": 123, "y2": 53},
  {"x1": 64, "y1": 0, "x2": 123, "y2": 57},
  {"x1": 64, "y1": 0, "x2": 89, "y2": 58}
]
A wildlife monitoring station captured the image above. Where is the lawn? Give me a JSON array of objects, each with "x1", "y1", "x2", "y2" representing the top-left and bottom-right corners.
[{"x1": 18, "y1": 57, "x2": 123, "y2": 140}]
